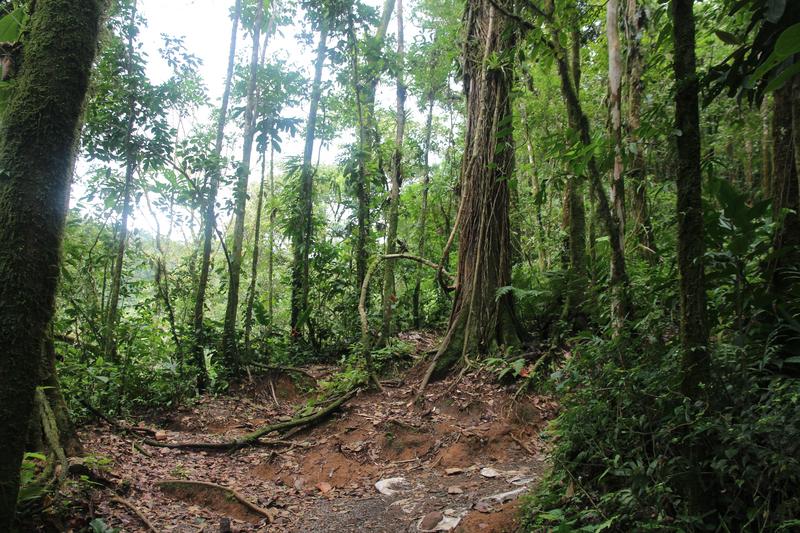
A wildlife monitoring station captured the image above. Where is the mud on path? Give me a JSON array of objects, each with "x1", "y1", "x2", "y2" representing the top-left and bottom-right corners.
[{"x1": 80, "y1": 336, "x2": 558, "y2": 532}]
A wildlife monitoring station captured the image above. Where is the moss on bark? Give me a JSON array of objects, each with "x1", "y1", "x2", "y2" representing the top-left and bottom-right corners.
[{"x1": 0, "y1": 0, "x2": 103, "y2": 527}]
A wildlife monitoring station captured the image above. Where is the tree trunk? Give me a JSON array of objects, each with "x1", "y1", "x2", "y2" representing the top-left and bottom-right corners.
[
  {"x1": 104, "y1": 1, "x2": 139, "y2": 362},
  {"x1": 380, "y1": 0, "x2": 406, "y2": 343},
  {"x1": 761, "y1": 96, "x2": 772, "y2": 195},
  {"x1": 41, "y1": 335, "x2": 82, "y2": 457},
  {"x1": 557, "y1": 24, "x2": 587, "y2": 322},
  {"x1": 290, "y1": 20, "x2": 328, "y2": 337},
  {"x1": 0, "y1": 0, "x2": 103, "y2": 526},
  {"x1": 427, "y1": 0, "x2": 523, "y2": 378},
  {"x1": 243, "y1": 151, "x2": 267, "y2": 362},
  {"x1": 545, "y1": 3, "x2": 630, "y2": 331},
  {"x1": 353, "y1": 0, "x2": 396, "y2": 297},
  {"x1": 607, "y1": 0, "x2": 625, "y2": 242},
  {"x1": 626, "y1": 0, "x2": 656, "y2": 262},
  {"x1": 768, "y1": 77, "x2": 800, "y2": 293},
  {"x1": 222, "y1": 0, "x2": 264, "y2": 372},
  {"x1": 412, "y1": 95, "x2": 435, "y2": 328},
  {"x1": 192, "y1": 0, "x2": 242, "y2": 391},
  {"x1": 268, "y1": 146, "x2": 275, "y2": 326}
]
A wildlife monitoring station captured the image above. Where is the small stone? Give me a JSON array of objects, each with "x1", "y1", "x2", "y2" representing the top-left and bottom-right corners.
[
  {"x1": 293, "y1": 477, "x2": 306, "y2": 491},
  {"x1": 419, "y1": 511, "x2": 444, "y2": 530},
  {"x1": 375, "y1": 477, "x2": 409, "y2": 496},
  {"x1": 473, "y1": 500, "x2": 493, "y2": 513},
  {"x1": 447, "y1": 486, "x2": 463, "y2": 495},
  {"x1": 154, "y1": 431, "x2": 168, "y2": 441},
  {"x1": 445, "y1": 467, "x2": 463, "y2": 476},
  {"x1": 316, "y1": 481, "x2": 332, "y2": 494},
  {"x1": 479, "y1": 467, "x2": 499, "y2": 478}
]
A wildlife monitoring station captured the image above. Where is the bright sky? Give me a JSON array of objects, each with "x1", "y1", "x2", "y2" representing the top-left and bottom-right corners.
[{"x1": 74, "y1": 0, "x2": 429, "y2": 236}]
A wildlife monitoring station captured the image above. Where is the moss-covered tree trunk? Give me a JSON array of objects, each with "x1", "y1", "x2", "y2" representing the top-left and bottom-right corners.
[
  {"x1": 290, "y1": 20, "x2": 328, "y2": 337},
  {"x1": 222, "y1": 0, "x2": 263, "y2": 372},
  {"x1": 429, "y1": 0, "x2": 523, "y2": 377},
  {"x1": 767, "y1": 77, "x2": 800, "y2": 293},
  {"x1": 380, "y1": 0, "x2": 406, "y2": 343},
  {"x1": 671, "y1": 0, "x2": 709, "y2": 514},
  {"x1": 192, "y1": 0, "x2": 242, "y2": 392},
  {"x1": 625, "y1": 0, "x2": 656, "y2": 263},
  {"x1": 0, "y1": 0, "x2": 103, "y2": 526},
  {"x1": 607, "y1": 0, "x2": 625, "y2": 242}
]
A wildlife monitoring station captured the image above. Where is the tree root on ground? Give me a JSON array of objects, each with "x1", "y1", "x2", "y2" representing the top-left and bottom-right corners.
[
  {"x1": 248, "y1": 362, "x2": 319, "y2": 385},
  {"x1": 359, "y1": 253, "x2": 454, "y2": 392},
  {"x1": 109, "y1": 494, "x2": 158, "y2": 532},
  {"x1": 156, "y1": 479, "x2": 273, "y2": 522},
  {"x1": 143, "y1": 388, "x2": 359, "y2": 451}
]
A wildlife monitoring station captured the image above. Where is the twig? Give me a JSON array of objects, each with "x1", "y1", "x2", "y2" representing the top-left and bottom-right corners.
[
  {"x1": 157, "y1": 479, "x2": 273, "y2": 522},
  {"x1": 110, "y1": 495, "x2": 158, "y2": 532}
]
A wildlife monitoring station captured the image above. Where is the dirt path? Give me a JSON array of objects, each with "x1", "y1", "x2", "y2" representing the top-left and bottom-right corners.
[{"x1": 79, "y1": 343, "x2": 556, "y2": 532}]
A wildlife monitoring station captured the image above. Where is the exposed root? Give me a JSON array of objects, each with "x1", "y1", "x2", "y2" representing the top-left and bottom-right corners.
[
  {"x1": 360, "y1": 253, "x2": 454, "y2": 392},
  {"x1": 109, "y1": 495, "x2": 158, "y2": 532},
  {"x1": 144, "y1": 389, "x2": 359, "y2": 451},
  {"x1": 249, "y1": 362, "x2": 319, "y2": 385},
  {"x1": 156, "y1": 479, "x2": 273, "y2": 522}
]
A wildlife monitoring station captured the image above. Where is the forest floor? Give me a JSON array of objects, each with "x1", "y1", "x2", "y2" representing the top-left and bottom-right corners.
[{"x1": 76, "y1": 332, "x2": 557, "y2": 532}]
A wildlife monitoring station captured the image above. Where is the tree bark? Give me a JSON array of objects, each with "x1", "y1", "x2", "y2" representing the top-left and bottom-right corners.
[
  {"x1": 607, "y1": 0, "x2": 625, "y2": 241},
  {"x1": 222, "y1": 0, "x2": 264, "y2": 372},
  {"x1": 104, "y1": 0, "x2": 139, "y2": 362},
  {"x1": 767, "y1": 77, "x2": 800, "y2": 293},
  {"x1": 0, "y1": 0, "x2": 103, "y2": 526},
  {"x1": 192, "y1": 0, "x2": 242, "y2": 391},
  {"x1": 290, "y1": 20, "x2": 328, "y2": 337},
  {"x1": 625, "y1": 0, "x2": 656, "y2": 262},
  {"x1": 671, "y1": 0, "x2": 709, "y2": 514},
  {"x1": 427, "y1": 0, "x2": 523, "y2": 378},
  {"x1": 380, "y1": 0, "x2": 406, "y2": 342}
]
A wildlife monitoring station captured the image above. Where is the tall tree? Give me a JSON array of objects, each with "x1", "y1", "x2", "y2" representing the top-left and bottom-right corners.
[
  {"x1": 192, "y1": 0, "x2": 242, "y2": 391},
  {"x1": 222, "y1": 0, "x2": 264, "y2": 371},
  {"x1": 671, "y1": 0, "x2": 709, "y2": 511},
  {"x1": 380, "y1": 0, "x2": 406, "y2": 342},
  {"x1": 423, "y1": 0, "x2": 523, "y2": 381},
  {"x1": 354, "y1": 0, "x2": 396, "y2": 293},
  {"x1": 625, "y1": 0, "x2": 656, "y2": 261},
  {"x1": 290, "y1": 16, "x2": 329, "y2": 337},
  {"x1": 537, "y1": 0, "x2": 630, "y2": 330},
  {"x1": 103, "y1": 0, "x2": 139, "y2": 361},
  {"x1": 767, "y1": 77, "x2": 800, "y2": 292},
  {"x1": 606, "y1": 0, "x2": 625, "y2": 241},
  {"x1": 0, "y1": 0, "x2": 104, "y2": 526},
  {"x1": 413, "y1": 93, "x2": 435, "y2": 327}
]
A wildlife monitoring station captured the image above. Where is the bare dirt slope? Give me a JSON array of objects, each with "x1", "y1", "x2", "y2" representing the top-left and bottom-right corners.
[{"x1": 79, "y1": 338, "x2": 557, "y2": 532}]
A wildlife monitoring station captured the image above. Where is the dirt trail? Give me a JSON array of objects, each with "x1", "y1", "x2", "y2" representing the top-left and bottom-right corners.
[{"x1": 80, "y1": 336, "x2": 557, "y2": 532}]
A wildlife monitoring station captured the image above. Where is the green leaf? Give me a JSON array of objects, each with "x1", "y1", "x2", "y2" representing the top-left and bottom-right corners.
[
  {"x1": 714, "y1": 30, "x2": 740, "y2": 45},
  {"x1": 0, "y1": 7, "x2": 26, "y2": 42},
  {"x1": 765, "y1": 61, "x2": 800, "y2": 92}
]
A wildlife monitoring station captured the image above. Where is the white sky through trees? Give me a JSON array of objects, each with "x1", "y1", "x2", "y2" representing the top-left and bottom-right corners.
[{"x1": 74, "y1": 0, "x2": 430, "y2": 236}]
